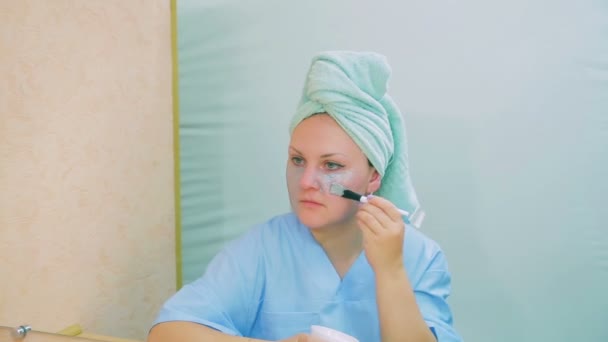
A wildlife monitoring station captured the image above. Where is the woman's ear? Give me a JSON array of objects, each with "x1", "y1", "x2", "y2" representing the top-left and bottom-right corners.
[{"x1": 367, "y1": 169, "x2": 381, "y2": 194}]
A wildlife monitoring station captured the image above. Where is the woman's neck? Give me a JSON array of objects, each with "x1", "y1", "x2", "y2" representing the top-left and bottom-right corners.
[{"x1": 311, "y1": 219, "x2": 363, "y2": 278}]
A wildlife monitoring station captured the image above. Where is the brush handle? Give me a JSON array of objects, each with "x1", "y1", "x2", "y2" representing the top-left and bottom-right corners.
[
  {"x1": 396, "y1": 208, "x2": 410, "y2": 217},
  {"x1": 338, "y1": 186, "x2": 419, "y2": 226},
  {"x1": 361, "y1": 195, "x2": 410, "y2": 217}
]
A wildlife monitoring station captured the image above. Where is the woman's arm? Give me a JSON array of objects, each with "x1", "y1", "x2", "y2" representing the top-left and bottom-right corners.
[
  {"x1": 357, "y1": 196, "x2": 436, "y2": 342},
  {"x1": 147, "y1": 322, "x2": 261, "y2": 342},
  {"x1": 148, "y1": 322, "x2": 313, "y2": 342},
  {"x1": 375, "y1": 267, "x2": 436, "y2": 342},
  {"x1": 149, "y1": 229, "x2": 266, "y2": 340},
  {"x1": 147, "y1": 322, "x2": 266, "y2": 342}
]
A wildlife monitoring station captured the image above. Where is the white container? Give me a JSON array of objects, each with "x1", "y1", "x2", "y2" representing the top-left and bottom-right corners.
[{"x1": 310, "y1": 325, "x2": 359, "y2": 342}]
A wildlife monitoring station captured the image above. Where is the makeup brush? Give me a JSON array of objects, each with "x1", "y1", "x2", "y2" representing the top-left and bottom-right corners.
[
  {"x1": 329, "y1": 183, "x2": 411, "y2": 217},
  {"x1": 329, "y1": 183, "x2": 427, "y2": 229}
]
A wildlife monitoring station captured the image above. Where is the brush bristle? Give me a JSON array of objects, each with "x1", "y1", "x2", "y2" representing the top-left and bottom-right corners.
[
  {"x1": 329, "y1": 183, "x2": 346, "y2": 196},
  {"x1": 342, "y1": 189, "x2": 364, "y2": 202},
  {"x1": 330, "y1": 183, "x2": 364, "y2": 202}
]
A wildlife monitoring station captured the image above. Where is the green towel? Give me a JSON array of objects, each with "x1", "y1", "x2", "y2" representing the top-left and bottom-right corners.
[{"x1": 289, "y1": 51, "x2": 420, "y2": 220}]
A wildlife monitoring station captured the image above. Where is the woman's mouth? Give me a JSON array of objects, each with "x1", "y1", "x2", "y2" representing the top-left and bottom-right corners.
[{"x1": 300, "y1": 199, "x2": 323, "y2": 207}]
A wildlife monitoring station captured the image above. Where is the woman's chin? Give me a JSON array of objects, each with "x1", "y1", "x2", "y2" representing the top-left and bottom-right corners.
[{"x1": 296, "y1": 211, "x2": 327, "y2": 230}]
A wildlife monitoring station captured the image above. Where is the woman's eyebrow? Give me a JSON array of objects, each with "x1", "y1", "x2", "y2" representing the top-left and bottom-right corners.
[
  {"x1": 320, "y1": 153, "x2": 347, "y2": 158},
  {"x1": 289, "y1": 146, "x2": 346, "y2": 159}
]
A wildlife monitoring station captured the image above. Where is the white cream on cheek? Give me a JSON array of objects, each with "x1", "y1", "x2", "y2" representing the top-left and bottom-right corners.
[
  {"x1": 288, "y1": 166, "x2": 355, "y2": 192},
  {"x1": 318, "y1": 170, "x2": 355, "y2": 193}
]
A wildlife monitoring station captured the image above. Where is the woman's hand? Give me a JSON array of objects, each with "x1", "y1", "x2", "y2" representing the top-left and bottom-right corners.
[{"x1": 356, "y1": 196, "x2": 405, "y2": 275}]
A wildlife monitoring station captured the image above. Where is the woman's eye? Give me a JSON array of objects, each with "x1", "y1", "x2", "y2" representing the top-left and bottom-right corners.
[
  {"x1": 291, "y1": 157, "x2": 304, "y2": 166},
  {"x1": 325, "y1": 162, "x2": 343, "y2": 170}
]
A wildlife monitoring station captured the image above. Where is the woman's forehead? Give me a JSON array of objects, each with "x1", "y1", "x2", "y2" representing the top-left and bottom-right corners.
[{"x1": 290, "y1": 115, "x2": 366, "y2": 158}]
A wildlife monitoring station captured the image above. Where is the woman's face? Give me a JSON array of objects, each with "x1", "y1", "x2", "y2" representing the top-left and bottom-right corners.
[{"x1": 286, "y1": 114, "x2": 380, "y2": 230}]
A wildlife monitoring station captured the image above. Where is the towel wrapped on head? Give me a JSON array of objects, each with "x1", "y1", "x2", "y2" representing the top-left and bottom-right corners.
[{"x1": 289, "y1": 51, "x2": 421, "y2": 222}]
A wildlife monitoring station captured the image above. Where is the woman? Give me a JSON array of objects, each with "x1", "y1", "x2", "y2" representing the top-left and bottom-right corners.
[{"x1": 148, "y1": 51, "x2": 461, "y2": 342}]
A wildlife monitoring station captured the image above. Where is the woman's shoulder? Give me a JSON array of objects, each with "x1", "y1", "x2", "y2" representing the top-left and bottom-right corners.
[
  {"x1": 403, "y1": 225, "x2": 448, "y2": 273},
  {"x1": 223, "y1": 212, "x2": 302, "y2": 250},
  {"x1": 404, "y1": 225, "x2": 442, "y2": 252}
]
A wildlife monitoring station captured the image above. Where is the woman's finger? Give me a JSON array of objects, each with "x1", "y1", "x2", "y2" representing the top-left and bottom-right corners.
[
  {"x1": 356, "y1": 210, "x2": 383, "y2": 236},
  {"x1": 359, "y1": 201, "x2": 395, "y2": 229},
  {"x1": 368, "y1": 196, "x2": 403, "y2": 223}
]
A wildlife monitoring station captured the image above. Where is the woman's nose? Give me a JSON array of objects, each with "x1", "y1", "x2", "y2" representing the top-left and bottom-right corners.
[{"x1": 299, "y1": 166, "x2": 321, "y2": 190}]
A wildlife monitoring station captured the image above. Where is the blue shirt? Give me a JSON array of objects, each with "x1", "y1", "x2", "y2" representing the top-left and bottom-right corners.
[{"x1": 153, "y1": 213, "x2": 461, "y2": 341}]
